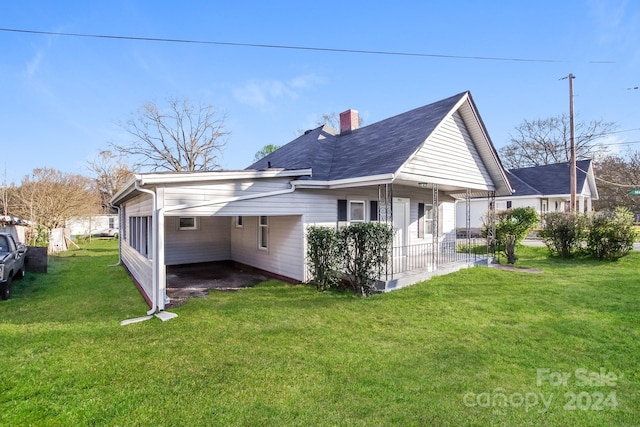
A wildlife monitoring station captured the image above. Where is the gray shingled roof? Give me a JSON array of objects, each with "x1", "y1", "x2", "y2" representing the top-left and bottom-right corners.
[
  {"x1": 508, "y1": 160, "x2": 592, "y2": 196},
  {"x1": 247, "y1": 92, "x2": 467, "y2": 181}
]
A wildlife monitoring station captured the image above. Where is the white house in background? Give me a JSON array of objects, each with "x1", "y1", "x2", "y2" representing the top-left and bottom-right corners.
[
  {"x1": 66, "y1": 214, "x2": 119, "y2": 238},
  {"x1": 456, "y1": 159, "x2": 598, "y2": 232},
  {"x1": 111, "y1": 91, "x2": 512, "y2": 313}
]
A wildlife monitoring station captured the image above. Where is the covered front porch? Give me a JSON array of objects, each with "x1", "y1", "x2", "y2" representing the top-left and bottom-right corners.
[{"x1": 372, "y1": 182, "x2": 496, "y2": 291}]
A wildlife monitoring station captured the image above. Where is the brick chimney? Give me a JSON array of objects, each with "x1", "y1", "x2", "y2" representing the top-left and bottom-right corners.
[{"x1": 339, "y1": 109, "x2": 359, "y2": 134}]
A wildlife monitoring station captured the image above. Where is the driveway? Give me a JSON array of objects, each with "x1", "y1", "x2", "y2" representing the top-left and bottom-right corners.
[{"x1": 524, "y1": 239, "x2": 640, "y2": 251}]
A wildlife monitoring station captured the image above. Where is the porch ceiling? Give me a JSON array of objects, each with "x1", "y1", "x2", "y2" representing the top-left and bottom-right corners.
[{"x1": 392, "y1": 177, "x2": 492, "y2": 199}]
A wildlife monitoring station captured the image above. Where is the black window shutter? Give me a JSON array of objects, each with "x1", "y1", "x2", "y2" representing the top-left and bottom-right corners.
[
  {"x1": 337, "y1": 199, "x2": 347, "y2": 222},
  {"x1": 418, "y1": 203, "x2": 425, "y2": 238},
  {"x1": 370, "y1": 201, "x2": 378, "y2": 221}
]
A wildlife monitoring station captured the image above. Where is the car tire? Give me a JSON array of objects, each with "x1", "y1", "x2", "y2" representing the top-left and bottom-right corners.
[
  {"x1": 0, "y1": 276, "x2": 12, "y2": 300},
  {"x1": 17, "y1": 265, "x2": 26, "y2": 280}
]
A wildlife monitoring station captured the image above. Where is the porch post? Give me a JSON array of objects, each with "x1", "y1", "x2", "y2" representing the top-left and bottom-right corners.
[
  {"x1": 432, "y1": 183, "x2": 439, "y2": 268},
  {"x1": 378, "y1": 183, "x2": 393, "y2": 280},
  {"x1": 487, "y1": 191, "x2": 496, "y2": 257},
  {"x1": 466, "y1": 188, "x2": 471, "y2": 262}
]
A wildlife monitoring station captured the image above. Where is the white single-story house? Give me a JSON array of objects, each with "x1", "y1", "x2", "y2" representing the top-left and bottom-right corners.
[
  {"x1": 455, "y1": 160, "x2": 598, "y2": 233},
  {"x1": 111, "y1": 91, "x2": 512, "y2": 313},
  {"x1": 66, "y1": 214, "x2": 120, "y2": 238}
]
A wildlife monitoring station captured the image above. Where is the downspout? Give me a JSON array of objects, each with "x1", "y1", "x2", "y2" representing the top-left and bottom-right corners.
[
  {"x1": 135, "y1": 181, "x2": 158, "y2": 316},
  {"x1": 107, "y1": 204, "x2": 121, "y2": 267}
]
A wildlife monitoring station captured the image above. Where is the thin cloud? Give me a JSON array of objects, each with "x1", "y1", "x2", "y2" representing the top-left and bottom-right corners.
[
  {"x1": 233, "y1": 74, "x2": 325, "y2": 110},
  {"x1": 26, "y1": 50, "x2": 44, "y2": 77},
  {"x1": 589, "y1": 0, "x2": 638, "y2": 47}
]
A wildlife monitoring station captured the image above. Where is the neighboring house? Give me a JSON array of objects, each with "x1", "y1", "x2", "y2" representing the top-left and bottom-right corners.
[
  {"x1": 455, "y1": 160, "x2": 598, "y2": 232},
  {"x1": 66, "y1": 214, "x2": 120, "y2": 238},
  {"x1": 111, "y1": 91, "x2": 512, "y2": 313}
]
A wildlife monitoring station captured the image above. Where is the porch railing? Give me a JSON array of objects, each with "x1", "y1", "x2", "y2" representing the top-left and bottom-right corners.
[{"x1": 387, "y1": 238, "x2": 487, "y2": 276}]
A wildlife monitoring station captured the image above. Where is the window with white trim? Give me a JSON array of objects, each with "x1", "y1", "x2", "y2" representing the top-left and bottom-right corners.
[
  {"x1": 424, "y1": 205, "x2": 434, "y2": 234},
  {"x1": 128, "y1": 216, "x2": 153, "y2": 259},
  {"x1": 178, "y1": 217, "x2": 197, "y2": 230},
  {"x1": 235, "y1": 216, "x2": 243, "y2": 228},
  {"x1": 418, "y1": 203, "x2": 434, "y2": 237},
  {"x1": 348, "y1": 201, "x2": 365, "y2": 222},
  {"x1": 258, "y1": 216, "x2": 268, "y2": 249}
]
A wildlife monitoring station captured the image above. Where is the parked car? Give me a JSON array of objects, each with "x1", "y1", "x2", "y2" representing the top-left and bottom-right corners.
[
  {"x1": 98, "y1": 228, "x2": 119, "y2": 238},
  {"x1": 0, "y1": 233, "x2": 27, "y2": 300}
]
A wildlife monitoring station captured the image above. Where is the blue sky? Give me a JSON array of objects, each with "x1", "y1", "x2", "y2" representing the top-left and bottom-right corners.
[{"x1": 1, "y1": 0, "x2": 639, "y2": 184}]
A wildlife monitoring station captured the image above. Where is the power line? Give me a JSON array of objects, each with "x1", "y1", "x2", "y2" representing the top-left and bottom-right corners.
[
  {"x1": 604, "y1": 127, "x2": 640, "y2": 135},
  {"x1": 0, "y1": 27, "x2": 616, "y2": 64},
  {"x1": 599, "y1": 140, "x2": 640, "y2": 147},
  {"x1": 577, "y1": 166, "x2": 638, "y2": 188}
]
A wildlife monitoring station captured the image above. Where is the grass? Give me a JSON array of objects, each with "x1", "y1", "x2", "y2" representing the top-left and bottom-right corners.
[{"x1": 1, "y1": 240, "x2": 638, "y2": 426}]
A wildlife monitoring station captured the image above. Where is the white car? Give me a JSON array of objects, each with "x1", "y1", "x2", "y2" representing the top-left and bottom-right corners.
[{"x1": 0, "y1": 233, "x2": 27, "y2": 300}]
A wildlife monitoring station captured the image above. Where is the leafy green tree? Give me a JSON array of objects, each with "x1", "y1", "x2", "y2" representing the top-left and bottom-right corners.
[{"x1": 253, "y1": 144, "x2": 281, "y2": 162}]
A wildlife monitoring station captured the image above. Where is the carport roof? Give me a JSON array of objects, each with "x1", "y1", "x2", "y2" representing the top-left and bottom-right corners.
[{"x1": 111, "y1": 168, "x2": 312, "y2": 205}]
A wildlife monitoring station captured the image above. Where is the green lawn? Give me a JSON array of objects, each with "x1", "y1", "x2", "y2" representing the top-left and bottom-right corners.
[{"x1": 1, "y1": 240, "x2": 638, "y2": 426}]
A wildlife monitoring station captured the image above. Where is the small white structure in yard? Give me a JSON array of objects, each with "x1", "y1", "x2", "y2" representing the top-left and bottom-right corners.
[
  {"x1": 111, "y1": 91, "x2": 512, "y2": 313},
  {"x1": 456, "y1": 160, "x2": 598, "y2": 233},
  {"x1": 0, "y1": 216, "x2": 29, "y2": 244}
]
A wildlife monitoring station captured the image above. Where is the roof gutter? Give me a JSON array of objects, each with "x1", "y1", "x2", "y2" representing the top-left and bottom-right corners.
[{"x1": 292, "y1": 173, "x2": 395, "y2": 189}]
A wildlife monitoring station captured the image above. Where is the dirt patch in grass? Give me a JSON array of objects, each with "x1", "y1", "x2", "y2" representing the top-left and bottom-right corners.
[{"x1": 491, "y1": 264, "x2": 542, "y2": 273}]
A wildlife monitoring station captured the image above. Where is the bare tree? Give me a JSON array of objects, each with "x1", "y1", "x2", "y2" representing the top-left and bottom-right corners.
[
  {"x1": 111, "y1": 96, "x2": 230, "y2": 172},
  {"x1": 10, "y1": 168, "x2": 100, "y2": 244},
  {"x1": 87, "y1": 150, "x2": 133, "y2": 212},
  {"x1": 593, "y1": 151, "x2": 640, "y2": 213},
  {"x1": 500, "y1": 114, "x2": 617, "y2": 169}
]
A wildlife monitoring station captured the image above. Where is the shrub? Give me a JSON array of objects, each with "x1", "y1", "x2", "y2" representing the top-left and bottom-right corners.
[
  {"x1": 306, "y1": 222, "x2": 393, "y2": 296},
  {"x1": 339, "y1": 222, "x2": 393, "y2": 296},
  {"x1": 306, "y1": 226, "x2": 341, "y2": 291},
  {"x1": 586, "y1": 207, "x2": 636, "y2": 260},
  {"x1": 539, "y1": 212, "x2": 588, "y2": 258}
]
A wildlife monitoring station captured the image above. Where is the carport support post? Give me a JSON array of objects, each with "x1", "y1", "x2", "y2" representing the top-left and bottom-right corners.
[{"x1": 156, "y1": 187, "x2": 167, "y2": 311}]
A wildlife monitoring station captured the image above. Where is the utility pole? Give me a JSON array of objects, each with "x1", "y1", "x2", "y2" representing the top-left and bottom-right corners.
[{"x1": 562, "y1": 74, "x2": 577, "y2": 212}]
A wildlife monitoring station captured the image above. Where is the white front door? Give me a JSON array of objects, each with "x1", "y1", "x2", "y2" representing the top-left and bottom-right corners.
[{"x1": 392, "y1": 198, "x2": 410, "y2": 254}]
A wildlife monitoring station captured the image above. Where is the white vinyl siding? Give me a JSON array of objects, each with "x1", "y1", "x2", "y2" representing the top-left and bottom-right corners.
[
  {"x1": 230, "y1": 215, "x2": 304, "y2": 281},
  {"x1": 401, "y1": 111, "x2": 493, "y2": 189},
  {"x1": 164, "y1": 216, "x2": 231, "y2": 265},
  {"x1": 121, "y1": 244, "x2": 153, "y2": 299}
]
